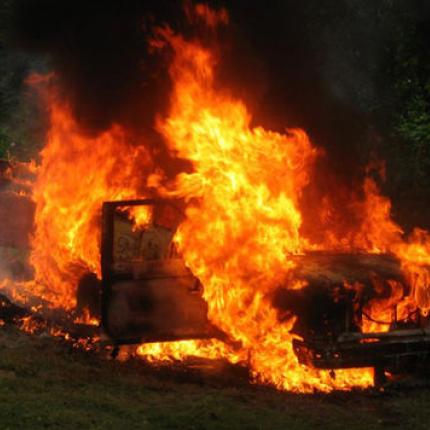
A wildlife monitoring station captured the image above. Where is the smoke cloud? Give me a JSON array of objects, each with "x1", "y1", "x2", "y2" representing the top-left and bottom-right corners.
[{"x1": 5, "y1": 0, "x2": 430, "y2": 228}]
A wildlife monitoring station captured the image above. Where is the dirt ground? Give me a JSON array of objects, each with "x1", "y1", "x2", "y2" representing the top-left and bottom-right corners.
[{"x1": 0, "y1": 325, "x2": 429, "y2": 430}]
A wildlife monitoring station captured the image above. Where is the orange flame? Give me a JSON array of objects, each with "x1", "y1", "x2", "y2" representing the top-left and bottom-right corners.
[
  {"x1": 139, "y1": 23, "x2": 373, "y2": 392},
  {"x1": 29, "y1": 94, "x2": 153, "y2": 309},
  {"x1": 1, "y1": 3, "x2": 429, "y2": 393}
]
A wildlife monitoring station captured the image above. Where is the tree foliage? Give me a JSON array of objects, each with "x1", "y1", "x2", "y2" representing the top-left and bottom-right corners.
[
  {"x1": 0, "y1": 0, "x2": 46, "y2": 160},
  {"x1": 390, "y1": 20, "x2": 430, "y2": 191}
]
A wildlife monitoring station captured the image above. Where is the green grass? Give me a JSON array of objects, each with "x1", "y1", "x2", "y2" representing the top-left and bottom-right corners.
[{"x1": 0, "y1": 326, "x2": 429, "y2": 430}]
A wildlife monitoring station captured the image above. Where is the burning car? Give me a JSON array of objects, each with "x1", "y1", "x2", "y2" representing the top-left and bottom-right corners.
[
  {"x1": 1, "y1": 3, "x2": 430, "y2": 394},
  {"x1": 96, "y1": 199, "x2": 430, "y2": 387}
]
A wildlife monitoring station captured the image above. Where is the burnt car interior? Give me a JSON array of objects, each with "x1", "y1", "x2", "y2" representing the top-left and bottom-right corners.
[{"x1": 101, "y1": 199, "x2": 217, "y2": 346}]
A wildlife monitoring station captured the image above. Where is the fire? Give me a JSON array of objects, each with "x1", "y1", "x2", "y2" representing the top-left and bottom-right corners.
[
  {"x1": 347, "y1": 177, "x2": 430, "y2": 330},
  {"x1": 1, "y1": 3, "x2": 430, "y2": 393},
  {"x1": 29, "y1": 91, "x2": 153, "y2": 309},
  {"x1": 137, "y1": 20, "x2": 372, "y2": 392}
]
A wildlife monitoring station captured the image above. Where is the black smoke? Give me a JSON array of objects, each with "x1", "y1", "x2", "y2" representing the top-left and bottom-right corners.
[
  {"x1": 6, "y1": 0, "x2": 430, "y2": 229},
  {"x1": 10, "y1": 0, "x2": 184, "y2": 133}
]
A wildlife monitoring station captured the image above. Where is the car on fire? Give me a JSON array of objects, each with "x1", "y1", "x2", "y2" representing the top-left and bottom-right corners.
[{"x1": 96, "y1": 199, "x2": 430, "y2": 386}]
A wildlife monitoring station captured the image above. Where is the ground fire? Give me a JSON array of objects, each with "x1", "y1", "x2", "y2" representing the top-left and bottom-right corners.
[{"x1": 1, "y1": 3, "x2": 430, "y2": 394}]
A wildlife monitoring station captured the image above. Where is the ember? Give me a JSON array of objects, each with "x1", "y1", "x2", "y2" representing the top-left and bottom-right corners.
[{"x1": 0, "y1": 2, "x2": 430, "y2": 394}]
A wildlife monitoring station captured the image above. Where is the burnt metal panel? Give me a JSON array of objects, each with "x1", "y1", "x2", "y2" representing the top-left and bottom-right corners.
[
  {"x1": 101, "y1": 199, "x2": 215, "y2": 345},
  {"x1": 293, "y1": 331, "x2": 430, "y2": 370}
]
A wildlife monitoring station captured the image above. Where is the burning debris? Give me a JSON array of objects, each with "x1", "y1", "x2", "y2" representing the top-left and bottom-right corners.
[{"x1": 1, "y1": 2, "x2": 430, "y2": 394}]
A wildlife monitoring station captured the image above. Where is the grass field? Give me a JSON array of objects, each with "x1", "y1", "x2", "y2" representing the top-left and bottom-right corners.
[{"x1": 0, "y1": 325, "x2": 429, "y2": 430}]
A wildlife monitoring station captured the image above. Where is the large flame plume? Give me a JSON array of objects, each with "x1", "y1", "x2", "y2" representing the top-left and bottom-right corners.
[{"x1": 1, "y1": 4, "x2": 430, "y2": 393}]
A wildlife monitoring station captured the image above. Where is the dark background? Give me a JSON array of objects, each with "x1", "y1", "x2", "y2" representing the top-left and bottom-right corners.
[{"x1": 0, "y1": 0, "x2": 429, "y2": 230}]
